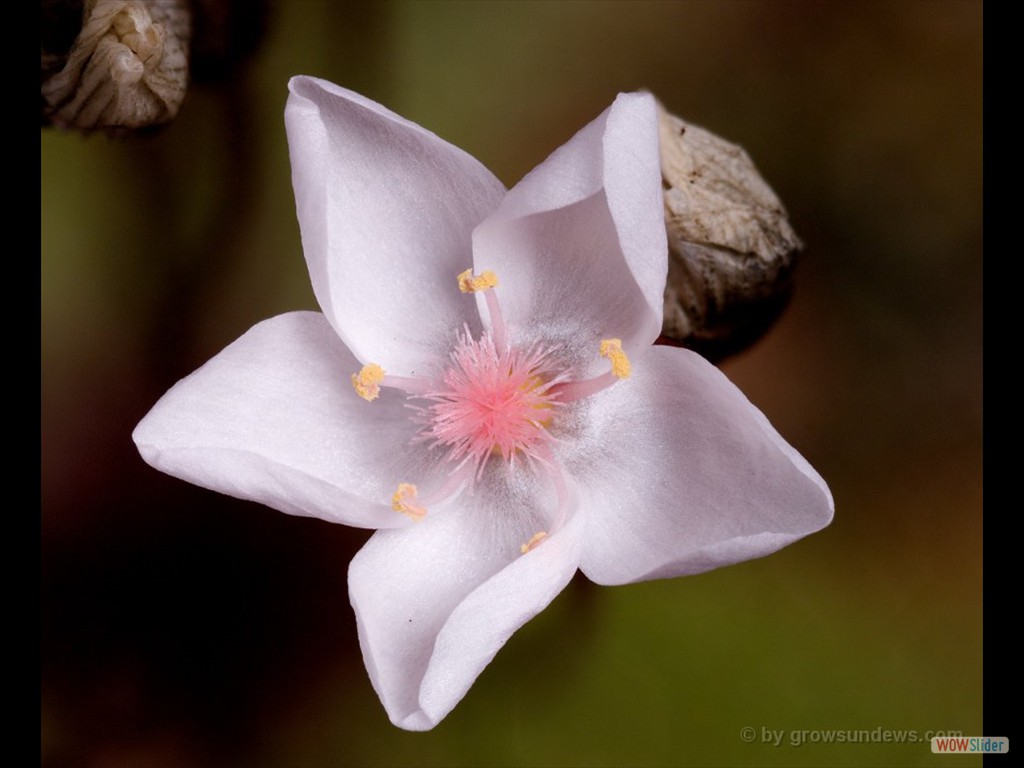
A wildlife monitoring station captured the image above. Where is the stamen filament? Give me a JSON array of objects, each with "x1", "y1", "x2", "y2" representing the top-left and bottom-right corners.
[
  {"x1": 417, "y1": 462, "x2": 474, "y2": 508},
  {"x1": 457, "y1": 268, "x2": 507, "y2": 351},
  {"x1": 513, "y1": 444, "x2": 569, "y2": 555},
  {"x1": 483, "y1": 288, "x2": 506, "y2": 353},
  {"x1": 379, "y1": 374, "x2": 435, "y2": 397},
  {"x1": 537, "y1": 442, "x2": 571, "y2": 532},
  {"x1": 352, "y1": 363, "x2": 434, "y2": 401},
  {"x1": 390, "y1": 463, "x2": 474, "y2": 520},
  {"x1": 550, "y1": 339, "x2": 631, "y2": 403},
  {"x1": 551, "y1": 370, "x2": 619, "y2": 403}
]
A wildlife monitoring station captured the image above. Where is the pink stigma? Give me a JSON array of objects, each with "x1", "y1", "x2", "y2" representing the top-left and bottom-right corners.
[{"x1": 418, "y1": 333, "x2": 564, "y2": 477}]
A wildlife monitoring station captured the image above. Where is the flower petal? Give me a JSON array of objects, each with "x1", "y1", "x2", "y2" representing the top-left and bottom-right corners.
[
  {"x1": 349, "y1": 482, "x2": 582, "y2": 730},
  {"x1": 574, "y1": 345, "x2": 834, "y2": 585},
  {"x1": 133, "y1": 312, "x2": 429, "y2": 529},
  {"x1": 472, "y1": 92, "x2": 666, "y2": 359},
  {"x1": 285, "y1": 76, "x2": 507, "y2": 376}
]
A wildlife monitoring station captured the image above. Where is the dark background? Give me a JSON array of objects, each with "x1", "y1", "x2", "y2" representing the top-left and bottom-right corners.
[{"x1": 42, "y1": 2, "x2": 982, "y2": 765}]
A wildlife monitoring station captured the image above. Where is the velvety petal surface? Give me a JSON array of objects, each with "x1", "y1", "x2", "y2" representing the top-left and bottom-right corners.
[
  {"x1": 285, "y1": 77, "x2": 507, "y2": 376},
  {"x1": 133, "y1": 312, "x2": 429, "y2": 529},
  {"x1": 349, "y1": 480, "x2": 582, "y2": 730},
  {"x1": 472, "y1": 92, "x2": 666, "y2": 360},
  {"x1": 573, "y1": 345, "x2": 834, "y2": 585}
]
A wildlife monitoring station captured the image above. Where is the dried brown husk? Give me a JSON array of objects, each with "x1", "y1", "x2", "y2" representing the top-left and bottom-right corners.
[
  {"x1": 41, "y1": 0, "x2": 190, "y2": 133},
  {"x1": 658, "y1": 102, "x2": 802, "y2": 361}
]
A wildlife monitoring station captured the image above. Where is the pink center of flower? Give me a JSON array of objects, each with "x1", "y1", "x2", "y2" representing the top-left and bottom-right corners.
[
  {"x1": 417, "y1": 333, "x2": 564, "y2": 477},
  {"x1": 352, "y1": 268, "x2": 632, "y2": 545}
]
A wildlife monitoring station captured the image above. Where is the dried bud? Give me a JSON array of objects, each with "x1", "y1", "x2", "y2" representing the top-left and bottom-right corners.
[
  {"x1": 658, "y1": 101, "x2": 802, "y2": 361},
  {"x1": 41, "y1": 0, "x2": 190, "y2": 133}
]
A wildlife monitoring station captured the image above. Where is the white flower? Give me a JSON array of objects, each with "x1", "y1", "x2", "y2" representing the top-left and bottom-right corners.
[{"x1": 133, "y1": 77, "x2": 834, "y2": 731}]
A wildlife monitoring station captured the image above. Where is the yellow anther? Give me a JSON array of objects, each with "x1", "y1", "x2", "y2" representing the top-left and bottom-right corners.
[
  {"x1": 351, "y1": 363, "x2": 385, "y2": 402},
  {"x1": 600, "y1": 338, "x2": 631, "y2": 379},
  {"x1": 457, "y1": 268, "x2": 499, "y2": 293},
  {"x1": 520, "y1": 530, "x2": 548, "y2": 554},
  {"x1": 391, "y1": 483, "x2": 427, "y2": 521}
]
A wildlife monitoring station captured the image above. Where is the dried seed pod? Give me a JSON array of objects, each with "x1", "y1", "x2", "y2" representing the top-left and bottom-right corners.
[
  {"x1": 658, "y1": 101, "x2": 802, "y2": 361},
  {"x1": 41, "y1": 0, "x2": 190, "y2": 133}
]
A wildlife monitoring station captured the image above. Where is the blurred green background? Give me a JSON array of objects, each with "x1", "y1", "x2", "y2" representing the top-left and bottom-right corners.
[{"x1": 41, "y1": 1, "x2": 982, "y2": 766}]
